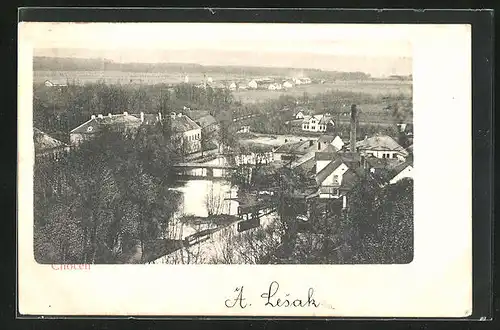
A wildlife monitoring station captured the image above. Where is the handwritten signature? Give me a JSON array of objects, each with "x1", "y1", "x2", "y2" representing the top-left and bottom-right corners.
[{"x1": 225, "y1": 281, "x2": 321, "y2": 309}]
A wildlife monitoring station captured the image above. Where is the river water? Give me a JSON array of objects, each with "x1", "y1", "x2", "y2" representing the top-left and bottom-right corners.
[{"x1": 152, "y1": 155, "x2": 280, "y2": 264}]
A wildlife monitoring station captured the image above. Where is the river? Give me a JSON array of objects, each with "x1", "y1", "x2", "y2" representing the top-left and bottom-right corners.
[{"x1": 152, "y1": 156, "x2": 280, "y2": 264}]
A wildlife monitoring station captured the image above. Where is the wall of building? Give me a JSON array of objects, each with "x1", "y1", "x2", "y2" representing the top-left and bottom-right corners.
[
  {"x1": 322, "y1": 163, "x2": 349, "y2": 186},
  {"x1": 362, "y1": 149, "x2": 405, "y2": 161},
  {"x1": 181, "y1": 128, "x2": 202, "y2": 154}
]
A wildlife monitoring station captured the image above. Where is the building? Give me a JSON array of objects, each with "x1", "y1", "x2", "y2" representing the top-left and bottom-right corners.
[
  {"x1": 237, "y1": 126, "x2": 251, "y2": 133},
  {"x1": 388, "y1": 160, "x2": 414, "y2": 184},
  {"x1": 268, "y1": 83, "x2": 282, "y2": 91},
  {"x1": 234, "y1": 142, "x2": 275, "y2": 166},
  {"x1": 331, "y1": 136, "x2": 345, "y2": 150},
  {"x1": 293, "y1": 78, "x2": 303, "y2": 85},
  {"x1": 130, "y1": 112, "x2": 162, "y2": 125},
  {"x1": 314, "y1": 151, "x2": 362, "y2": 200},
  {"x1": 229, "y1": 82, "x2": 237, "y2": 91},
  {"x1": 355, "y1": 135, "x2": 409, "y2": 161},
  {"x1": 283, "y1": 81, "x2": 294, "y2": 88},
  {"x1": 194, "y1": 114, "x2": 219, "y2": 136},
  {"x1": 169, "y1": 112, "x2": 202, "y2": 154},
  {"x1": 274, "y1": 139, "x2": 336, "y2": 162},
  {"x1": 33, "y1": 128, "x2": 70, "y2": 161},
  {"x1": 294, "y1": 107, "x2": 311, "y2": 120},
  {"x1": 301, "y1": 77, "x2": 312, "y2": 84},
  {"x1": 365, "y1": 157, "x2": 413, "y2": 186},
  {"x1": 44, "y1": 80, "x2": 68, "y2": 87},
  {"x1": 69, "y1": 112, "x2": 143, "y2": 146},
  {"x1": 248, "y1": 80, "x2": 258, "y2": 89},
  {"x1": 301, "y1": 114, "x2": 335, "y2": 133}
]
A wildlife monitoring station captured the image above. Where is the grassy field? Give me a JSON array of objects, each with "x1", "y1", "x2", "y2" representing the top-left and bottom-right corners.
[
  {"x1": 35, "y1": 70, "x2": 411, "y2": 98},
  {"x1": 233, "y1": 81, "x2": 412, "y2": 103}
]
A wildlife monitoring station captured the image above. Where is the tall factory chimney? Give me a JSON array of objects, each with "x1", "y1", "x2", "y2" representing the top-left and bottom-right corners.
[{"x1": 350, "y1": 104, "x2": 358, "y2": 152}]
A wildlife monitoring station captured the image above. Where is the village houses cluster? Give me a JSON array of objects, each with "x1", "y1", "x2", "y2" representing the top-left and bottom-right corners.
[
  {"x1": 190, "y1": 75, "x2": 315, "y2": 92},
  {"x1": 35, "y1": 101, "x2": 413, "y2": 214}
]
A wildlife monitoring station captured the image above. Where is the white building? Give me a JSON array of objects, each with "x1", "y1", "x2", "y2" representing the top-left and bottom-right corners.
[
  {"x1": 331, "y1": 136, "x2": 344, "y2": 151},
  {"x1": 301, "y1": 114, "x2": 335, "y2": 133},
  {"x1": 229, "y1": 82, "x2": 237, "y2": 90},
  {"x1": 268, "y1": 83, "x2": 282, "y2": 91},
  {"x1": 248, "y1": 80, "x2": 258, "y2": 89},
  {"x1": 388, "y1": 161, "x2": 414, "y2": 184},
  {"x1": 314, "y1": 152, "x2": 362, "y2": 201},
  {"x1": 283, "y1": 81, "x2": 294, "y2": 88},
  {"x1": 355, "y1": 135, "x2": 409, "y2": 161},
  {"x1": 301, "y1": 77, "x2": 312, "y2": 84},
  {"x1": 170, "y1": 112, "x2": 202, "y2": 154}
]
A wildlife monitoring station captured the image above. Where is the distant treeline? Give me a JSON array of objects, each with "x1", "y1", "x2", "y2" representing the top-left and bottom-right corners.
[{"x1": 33, "y1": 56, "x2": 372, "y2": 80}]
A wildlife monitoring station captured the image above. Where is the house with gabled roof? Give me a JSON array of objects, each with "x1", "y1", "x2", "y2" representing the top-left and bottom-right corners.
[
  {"x1": 169, "y1": 112, "x2": 202, "y2": 154},
  {"x1": 301, "y1": 114, "x2": 335, "y2": 133},
  {"x1": 354, "y1": 134, "x2": 409, "y2": 161},
  {"x1": 388, "y1": 160, "x2": 413, "y2": 184},
  {"x1": 69, "y1": 112, "x2": 143, "y2": 146},
  {"x1": 44, "y1": 79, "x2": 68, "y2": 87},
  {"x1": 313, "y1": 151, "x2": 363, "y2": 200},
  {"x1": 274, "y1": 138, "x2": 337, "y2": 163}
]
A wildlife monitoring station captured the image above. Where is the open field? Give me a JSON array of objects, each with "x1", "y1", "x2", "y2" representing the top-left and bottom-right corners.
[
  {"x1": 233, "y1": 81, "x2": 412, "y2": 103},
  {"x1": 34, "y1": 70, "x2": 412, "y2": 102},
  {"x1": 33, "y1": 70, "x2": 278, "y2": 85}
]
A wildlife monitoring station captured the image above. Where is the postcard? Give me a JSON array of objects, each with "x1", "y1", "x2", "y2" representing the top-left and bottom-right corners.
[{"x1": 18, "y1": 21, "x2": 472, "y2": 317}]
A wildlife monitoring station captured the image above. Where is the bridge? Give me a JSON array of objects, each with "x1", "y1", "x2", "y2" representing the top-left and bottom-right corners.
[{"x1": 173, "y1": 162, "x2": 237, "y2": 178}]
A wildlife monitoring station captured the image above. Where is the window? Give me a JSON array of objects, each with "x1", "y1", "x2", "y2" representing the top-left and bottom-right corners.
[
  {"x1": 333, "y1": 175, "x2": 339, "y2": 183},
  {"x1": 311, "y1": 126, "x2": 315, "y2": 130},
  {"x1": 392, "y1": 153, "x2": 397, "y2": 159}
]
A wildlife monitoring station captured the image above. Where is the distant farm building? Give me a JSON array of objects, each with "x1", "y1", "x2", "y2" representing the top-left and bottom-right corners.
[{"x1": 44, "y1": 80, "x2": 68, "y2": 87}]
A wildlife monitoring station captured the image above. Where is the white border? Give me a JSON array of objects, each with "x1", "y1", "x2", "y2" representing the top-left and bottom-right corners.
[{"x1": 18, "y1": 23, "x2": 472, "y2": 317}]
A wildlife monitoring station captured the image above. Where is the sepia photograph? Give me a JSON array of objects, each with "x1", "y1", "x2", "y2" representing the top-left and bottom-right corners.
[
  {"x1": 18, "y1": 20, "x2": 473, "y2": 317},
  {"x1": 32, "y1": 24, "x2": 413, "y2": 265}
]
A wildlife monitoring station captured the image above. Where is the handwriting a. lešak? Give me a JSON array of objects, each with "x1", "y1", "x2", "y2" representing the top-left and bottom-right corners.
[{"x1": 225, "y1": 281, "x2": 321, "y2": 309}]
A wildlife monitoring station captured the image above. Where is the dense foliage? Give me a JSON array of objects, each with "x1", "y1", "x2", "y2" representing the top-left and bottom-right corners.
[{"x1": 34, "y1": 124, "x2": 183, "y2": 264}]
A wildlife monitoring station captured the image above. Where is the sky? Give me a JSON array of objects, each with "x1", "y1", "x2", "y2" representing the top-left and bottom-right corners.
[{"x1": 23, "y1": 23, "x2": 413, "y2": 77}]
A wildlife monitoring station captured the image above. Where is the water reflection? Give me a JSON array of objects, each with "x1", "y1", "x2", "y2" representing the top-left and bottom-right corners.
[
  {"x1": 167, "y1": 179, "x2": 239, "y2": 240},
  {"x1": 155, "y1": 178, "x2": 279, "y2": 264}
]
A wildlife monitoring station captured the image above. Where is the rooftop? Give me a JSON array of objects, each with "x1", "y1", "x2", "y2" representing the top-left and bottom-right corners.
[
  {"x1": 355, "y1": 135, "x2": 408, "y2": 156},
  {"x1": 33, "y1": 128, "x2": 69, "y2": 153},
  {"x1": 315, "y1": 158, "x2": 344, "y2": 185},
  {"x1": 130, "y1": 113, "x2": 161, "y2": 125},
  {"x1": 194, "y1": 114, "x2": 217, "y2": 129},
  {"x1": 170, "y1": 114, "x2": 201, "y2": 133},
  {"x1": 70, "y1": 113, "x2": 142, "y2": 134}
]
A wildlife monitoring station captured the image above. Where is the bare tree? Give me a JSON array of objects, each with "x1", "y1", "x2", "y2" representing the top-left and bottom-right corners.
[{"x1": 204, "y1": 185, "x2": 226, "y2": 216}]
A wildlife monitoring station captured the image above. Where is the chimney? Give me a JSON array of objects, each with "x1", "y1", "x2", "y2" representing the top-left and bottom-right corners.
[
  {"x1": 108, "y1": 113, "x2": 112, "y2": 118},
  {"x1": 350, "y1": 104, "x2": 357, "y2": 152},
  {"x1": 123, "y1": 111, "x2": 128, "y2": 116},
  {"x1": 158, "y1": 112, "x2": 162, "y2": 122},
  {"x1": 140, "y1": 112, "x2": 145, "y2": 123},
  {"x1": 98, "y1": 114, "x2": 104, "y2": 119},
  {"x1": 91, "y1": 115, "x2": 96, "y2": 120}
]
